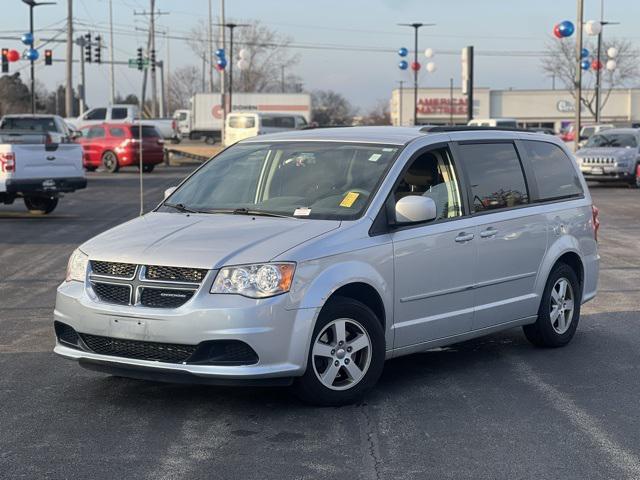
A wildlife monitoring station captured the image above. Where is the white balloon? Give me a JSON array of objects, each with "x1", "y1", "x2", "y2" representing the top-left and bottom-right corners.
[
  {"x1": 585, "y1": 20, "x2": 602, "y2": 36},
  {"x1": 606, "y1": 59, "x2": 617, "y2": 71},
  {"x1": 237, "y1": 59, "x2": 249, "y2": 70},
  {"x1": 426, "y1": 61, "x2": 436, "y2": 73},
  {"x1": 238, "y1": 48, "x2": 250, "y2": 60},
  {"x1": 424, "y1": 48, "x2": 434, "y2": 59},
  {"x1": 607, "y1": 47, "x2": 618, "y2": 59}
]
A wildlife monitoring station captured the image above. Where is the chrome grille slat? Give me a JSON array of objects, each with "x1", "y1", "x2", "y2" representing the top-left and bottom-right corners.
[
  {"x1": 91, "y1": 261, "x2": 136, "y2": 279},
  {"x1": 145, "y1": 265, "x2": 207, "y2": 283}
]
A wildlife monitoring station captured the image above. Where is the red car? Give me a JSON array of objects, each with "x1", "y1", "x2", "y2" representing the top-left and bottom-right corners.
[{"x1": 77, "y1": 123, "x2": 165, "y2": 173}]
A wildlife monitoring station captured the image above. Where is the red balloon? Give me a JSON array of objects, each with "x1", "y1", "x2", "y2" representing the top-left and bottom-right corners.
[
  {"x1": 591, "y1": 59, "x2": 603, "y2": 70},
  {"x1": 411, "y1": 61, "x2": 421, "y2": 72},
  {"x1": 7, "y1": 49, "x2": 20, "y2": 62},
  {"x1": 553, "y1": 24, "x2": 562, "y2": 39},
  {"x1": 215, "y1": 64, "x2": 224, "y2": 72}
]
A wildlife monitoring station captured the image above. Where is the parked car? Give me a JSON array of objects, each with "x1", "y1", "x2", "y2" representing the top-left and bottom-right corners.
[
  {"x1": 224, "y1": 111, "x2": 308, "y2": 146},
  {"x1": 77, "y1": 123, "x2": 165, "y2": 173},
  {"x1": 0, "y1": 128, "x2": 85, "y2": 214},
  {"x1": 54, "y1": 126, "x2": 599, "y2": 405},
  {"x1": 68, "y1": 105, "x2": 179, "y2": 142},
  {"x1": 575, "y1": 128, "x2": 640, "y2": 187},
  {"x1": 578, "y1": 124, "x2": 615, "y2": 148},
  {"x1": 0, "y1": 114, "x2": 78, "y2": 144}
]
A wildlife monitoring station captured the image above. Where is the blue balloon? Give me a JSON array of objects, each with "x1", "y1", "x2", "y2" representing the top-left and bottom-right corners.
[
  {"x1": 581, "y1": 59, "x2": 590, "y2": 70},
  {"x1": 558, "y1": 20, "x2": 575, "y2": 38},
  {"x1": 398, "y1": 47, "x2": 408, "y2": 57},
  {"x1": 215, "y1": 48, "x2": 225, "y2": 58},
  {"x1": 21, "y1": 32, "x2": 34, "y2": 46},
  {"x1": 26, "y1": 48, "x2": 39, "y2": 61},
  {"x1": 581, "y1": 48, "x2": 589, "y2": 59},
  {"x1": 216, "y1": 58, "x2": 227, "y2": 68},
  {"x1": 398, "y1": 60, "x2": 408, "y2": 70}
]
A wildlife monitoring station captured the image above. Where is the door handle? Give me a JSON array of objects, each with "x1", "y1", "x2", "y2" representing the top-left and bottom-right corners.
[
  {"x1": 46, "y1": 156, "x2": 56, "y2": 161},
  {"x1": 480, "y1": 227, "x2": 497, "y2": 238},
  {"x1": 455, "y1": 232, "x2": 475, "y2": 243}
]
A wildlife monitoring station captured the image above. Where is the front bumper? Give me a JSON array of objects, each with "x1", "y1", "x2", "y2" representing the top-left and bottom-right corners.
[
  {"x1": 580, "y1": 166, "x2": 634, "y2": 182},
  {"x1": 54, "y1": 280, "x2": 319, "y2": 382}
]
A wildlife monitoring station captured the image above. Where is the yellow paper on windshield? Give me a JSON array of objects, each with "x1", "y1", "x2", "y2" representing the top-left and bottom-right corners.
[{"x1": 340, "y1": 191, "x2": 360, "y2": 208}]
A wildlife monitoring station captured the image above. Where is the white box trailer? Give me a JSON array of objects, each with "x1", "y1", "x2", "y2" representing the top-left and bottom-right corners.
[{"x1": 182, "y1": 93, "x2": 311, "y2": 144}]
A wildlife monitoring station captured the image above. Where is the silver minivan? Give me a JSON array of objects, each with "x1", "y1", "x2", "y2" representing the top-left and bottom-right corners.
[{"x1": 55, "y1": 126, "x2": 599, "y2": 405}]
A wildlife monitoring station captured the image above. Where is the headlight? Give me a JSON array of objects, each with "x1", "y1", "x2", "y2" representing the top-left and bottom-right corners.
[
  {"x1": 211, "y1": 263, "x2": 295, "y2": 298},
  {"x1": 65, "y1": 249, "x2": 89, "y2": 282}
]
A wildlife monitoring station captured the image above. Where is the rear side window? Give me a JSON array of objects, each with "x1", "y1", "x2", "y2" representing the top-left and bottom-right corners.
[
  {"x1": 85, "y1": 108, "x2": 107, "y2": 120},
  {"x1": 458, "y1": 143, "x2": 529, "y2": 212},
  {"x1": 521, "y1": 141, "x2": 583, "y2": 200},
  {"x1": 87, "y1": 127, "x2": 106, "y2": 139},
  {"x1": 111, "y1": 108, "x2": 128, "y2": 120},
  {"x1": 228, "y1": 116, "x2": 255, "y2": 128},
  {"x1": 130, "y1": 126, "x2": 160, "y2": 138},
  {"x1": 109, "y1": 127, "x2": 126, "y2": 137}
]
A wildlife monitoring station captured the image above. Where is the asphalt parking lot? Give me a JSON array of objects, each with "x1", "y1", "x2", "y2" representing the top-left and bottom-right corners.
[{"x1": 1, "y1": 166, "x2": 639, "y2": 480}]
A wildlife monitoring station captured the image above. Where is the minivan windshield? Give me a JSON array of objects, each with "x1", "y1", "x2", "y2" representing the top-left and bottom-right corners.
[
  {"x1": 586, "y1": 133, "x2": 637, "y2": 148},
  {"x1": 161, "y1": 141, "x2": 399, "y2": 220}
]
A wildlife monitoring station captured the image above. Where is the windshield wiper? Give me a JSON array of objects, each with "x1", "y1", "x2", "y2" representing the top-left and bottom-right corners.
[
  {"x1": 164, "y1": 202, "x2": 199, "y2": 213},
  {"x1": 231, "y1": 208, "x2": 290, "y2": 218}
]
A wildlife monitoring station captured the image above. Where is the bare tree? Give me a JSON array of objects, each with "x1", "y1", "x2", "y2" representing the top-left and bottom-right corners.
[
  {"x1": 311, "y1": 90, "x2": 357, "y2": 126},
  {"x1": 168, "y1": 65, "x2": 203, "y2": 112},
  {"x1": 541, "y1": 38, "x2": 640, "y2": 118},
  {"x1": 188, "y1": 20, "x2": 300, "y2": 93},
  {"x1": 360, "y1": 100, "x2": 391, "y2": 126}
]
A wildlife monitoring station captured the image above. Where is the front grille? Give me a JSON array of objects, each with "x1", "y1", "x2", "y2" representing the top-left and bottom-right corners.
[
  {"x1": 145, "y1": 265, "x2": 207, "y2": 283},
  {"x1": 582, "y1": 157, "x2": 614, "y2": 165},
  {"x1": 79, "y1": 333, "x2": 197, "y2": 363},
  {"x1": 92, "y1": 282, "x2": 131, "y2": 305},
  {"x1": 91, "y1": 261, "x2": 136, "y2": 278},
  {"x1": 140, "y1": 287, "x2": 195, "y2": 308}
]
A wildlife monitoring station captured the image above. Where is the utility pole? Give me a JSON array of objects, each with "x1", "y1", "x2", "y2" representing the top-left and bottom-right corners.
[
  {"x1": 165, "y1": 30, "x2": 170, "y2": 114},
  {"x1": 593, "y1": 4, "x2": 619, "y2": 123},
  {"x1": 397, "y1": 80, "x2": 404, "y2": 126},
  {"x1": 158, "y1": 60, "x2": 165, "y2": 117},
  {"x1": 575, "y1": 0, "x2": 584, "y2": 152},
  {"x1": 77, "y1": 36, "x2": 86, "y2": 114},
  {"x1": 207, "y1": 0, "x2": 214, "y2": 92},
  {"x1": 398, "y1": 22, "x2": 435, "y2": 126},
  {"x1": 65, "y1": 0, "x2": 73, "y2": 116},
  {"x1": 219, "y1": 0, "x2": 226, "y2": 142},
  {"x1": 108, "y1": 0, "x2": 115, "y2": 103}
]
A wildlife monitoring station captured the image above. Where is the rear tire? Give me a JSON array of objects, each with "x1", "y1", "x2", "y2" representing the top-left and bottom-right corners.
[
  {"x1": 204, "y1": 135, "x2": 216, "y2": 145},
  {"x1": 101, "y1": 151, "x2": 119, "y2": 173},
  {"x1": 293, "y1": 296, "x2": 385, "y2": 406},
  {"x1": 24, "y1": 196, "x2": 58, "y2": 215},
  {"x1": 523, "y1": 263, "x2": 581, "y2": 348},
  {"x1": 142, "y1": 164, "x2": 155, "y2": 173}
]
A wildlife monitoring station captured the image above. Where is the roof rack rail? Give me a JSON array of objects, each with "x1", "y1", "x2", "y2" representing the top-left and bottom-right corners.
[{"x1": 420, "y1": 126, "x2": 533, "y2": 133}]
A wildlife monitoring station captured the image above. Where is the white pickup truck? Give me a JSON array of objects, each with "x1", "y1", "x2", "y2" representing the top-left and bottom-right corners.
[
  {"x1": 0, "y1": 129, "x2": 86, "y2": 214},
  {"x1": 68, "y1": 105, "x2": 179, "y2": 143}
]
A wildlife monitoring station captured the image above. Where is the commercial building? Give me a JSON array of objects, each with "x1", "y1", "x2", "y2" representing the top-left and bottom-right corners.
[{"x1": 390, "y1": 87, "x2": 640, "y2": 131}]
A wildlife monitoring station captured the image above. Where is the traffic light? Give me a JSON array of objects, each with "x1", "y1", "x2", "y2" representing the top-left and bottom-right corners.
[
  {"x1": 44, "y1": 49, "x2": 52, "y2": 66},
  {"x1": 84, "y1": 33, "x2": 92, "y2": 63},
  {"x1": 94, "y1": 36, "x2": 101, "y2": 64},
  {"x1": 136, "y1": 47, "x2": 143, "y2": 71},
  {"x1": 150, "y1": 49, "x2": 156, "y2": 72},
  {"x1": 1, "y1": 48, "x2": 8, "y2": 73}
]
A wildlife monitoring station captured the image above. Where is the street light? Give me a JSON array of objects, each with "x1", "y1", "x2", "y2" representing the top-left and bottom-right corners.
[
  {"x1": 21, "y1": 0, "x2": 56, "y2": 114},
  {"x1": 216, "y1": 22, "x2": 249, "y2": 116},
  {"x1": 585, "y1": 19, "x2": 619, "y2": 123},
  {"x1": 398, "y1": 22, "x2": 435, "y2": 126}
]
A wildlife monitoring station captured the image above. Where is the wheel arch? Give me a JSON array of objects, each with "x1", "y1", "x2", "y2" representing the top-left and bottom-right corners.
[{"x1": 536, "y1": 239, "x2": 585, "y2": 305}]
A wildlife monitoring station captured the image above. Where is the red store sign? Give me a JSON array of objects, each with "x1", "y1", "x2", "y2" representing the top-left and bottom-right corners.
[{"x1": 417, "y1": 97, "x2": 468, "y2": 115}]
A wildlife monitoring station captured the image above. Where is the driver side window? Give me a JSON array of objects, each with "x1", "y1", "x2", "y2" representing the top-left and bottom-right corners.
[{"x1": 394, "y1": 147, "x2": 463, "y2": 221}]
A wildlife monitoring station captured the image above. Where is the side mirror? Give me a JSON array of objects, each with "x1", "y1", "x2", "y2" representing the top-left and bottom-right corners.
[
  {"x1": 164, "y1": 186, "x2": 177, "y2": 199},
  {"x1": 394, "y1": 195, "x2": 437, "y2": 224}
]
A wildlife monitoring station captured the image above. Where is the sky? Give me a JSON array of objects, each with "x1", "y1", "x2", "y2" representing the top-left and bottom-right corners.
[{"x1": 2, "y1": 0, "x2": 639, "y2": 114}]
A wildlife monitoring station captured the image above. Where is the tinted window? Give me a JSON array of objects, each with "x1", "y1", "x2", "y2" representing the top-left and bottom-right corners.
[
  {"x1": 459, "y1": 143, "x2": 529, "y2": 212},
  {"x1": 0, "y1": 117, "x2": 59, "y2": 132},
  {"x1": 111, "y1": 108, "x2": 128, "y2": 120},
  {"x1": 522, "y1": 141, "x2": 583, "y2": 200},
  {"x1": 130, "y1": 126, "x2": 160, "y2": 138},
  {"x1": 87, "y1": 127, "x2": 106, "y2": 139},
  {"x1": 109, "y1": 127, "x2": 126, "y2": 137},
  {"x1": 85, "y1": 108, "x2": 107, "y2": 120}
]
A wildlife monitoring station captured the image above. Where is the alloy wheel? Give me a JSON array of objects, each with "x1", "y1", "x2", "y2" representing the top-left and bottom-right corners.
[
  {"x1": 311, "y1": 318, "x2": 372, "y2": 391},
  {"x1": 550, "y1": 277, "x2": 575, "y2": 334}
]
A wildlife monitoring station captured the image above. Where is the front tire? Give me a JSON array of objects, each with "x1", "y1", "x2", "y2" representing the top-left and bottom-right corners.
[
  {"x1": 24, "y1": 196, "x2": 58, "y2": 214},
  {"x1": 101, "y1": 151, "x2": 119, "y2": 173},
  {"x1": 523, "y1": 263, "x2": 581, "y2": 348},
  {"x1": 294, "y1": 297, "x2": 385, "y2": 406}
]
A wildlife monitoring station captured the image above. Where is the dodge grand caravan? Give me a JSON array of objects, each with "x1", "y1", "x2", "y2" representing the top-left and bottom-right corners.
[{"x1": 54, "y1": 126, "x2": 599, "y2": 405}]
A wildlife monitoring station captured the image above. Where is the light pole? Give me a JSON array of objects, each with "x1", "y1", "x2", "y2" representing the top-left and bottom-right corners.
[
  {"x1": 590, "y1": 20, "x2": 619, "y2": 123},
  {"x1": 398, "y1": 22, "x2": 435, "y2": 126},
  {"x1": 22, "y1": 0, "x2": 56, "y2": 114},
  {"x1": 216, "y1": 22, "x2": 249, "y2": 115}
]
